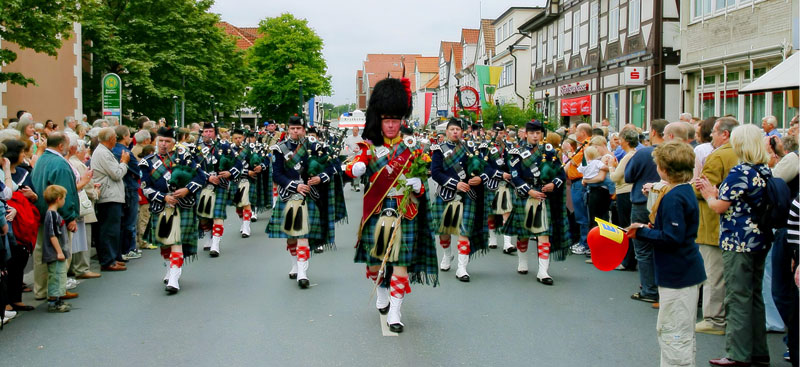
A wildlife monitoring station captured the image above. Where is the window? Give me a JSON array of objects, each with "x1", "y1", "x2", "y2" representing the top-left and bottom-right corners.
[
  {"x1": 773, "y1": 92, "x2": 784, "y2": 127},
  {"x1": 629, "y1": 0, "x2": 641, "y2": 35},
  {"x1": 606, "y1": 92, "x2": 620, "y2": 129},
  {"x1": 725, "y1": 72, "x2": 739, "y2": 84},
  {"x1": 509, "y1": 19, "x2": 513, "y2": 38},
  {"x1": 549, "y1": 23, "x2": 555, "y2": 62},
  {"x1": 631, "y1": 88, "x2": 647, "y2": 129},
  {"x1": 743, "y1": 93, "x2": 766, "y2": 124},
  {"x1": 609, "y1": 0, "x2": 619, "y2": 42},
  {"x1": 500, "y1": 62, "x2": 514, "y2": 87},
  {"x1": 590, "y1": 1, "x2": 599, "y2": 48},
  {"x1": 557, "y1": 18, "x2": 565, "y2": 57},
  {"x1": 703, "y1": 75, "x2": 715, "y2": 86},
  {"x1": 573, "y1": 10, "x2": 581, "y2": 54},
  {"x1": 722, "y1": 90, "x2": 738, "y2": 119},
  {"x1": 695, "y1": 0, "x2": 763, "y2": 20},
  {"x1": 700, "y1": 92, "x2": 716, "y2": 119},
  {"x1": 496, "y1": 28, "x2": 500, "y2": 44},
  {"x1": 540, "y1": 30, "x2": 547, "y2": 65}
]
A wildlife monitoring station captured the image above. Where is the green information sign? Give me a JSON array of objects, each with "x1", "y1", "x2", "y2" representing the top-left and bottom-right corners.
[{"x1": 102, "y1": 73, "x2": 122, "y2": 118}]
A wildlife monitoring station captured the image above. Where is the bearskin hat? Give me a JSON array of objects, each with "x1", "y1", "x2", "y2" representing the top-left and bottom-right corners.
[{"x1": 363, "y1": 78, "x2": 412, "y2": 144}]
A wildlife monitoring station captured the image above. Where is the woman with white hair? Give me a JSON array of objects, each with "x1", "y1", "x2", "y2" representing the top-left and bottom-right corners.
[
  {"x1": 66, "y1": 132, "x2": 101, "y2": 280},
  {"x1": 697, "y1": 124, "x2": 774, "y2": 366}
]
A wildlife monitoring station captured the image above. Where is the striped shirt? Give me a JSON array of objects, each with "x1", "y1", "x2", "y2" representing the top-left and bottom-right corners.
[{"x1": 788, "y1": 196, "x2": 799, "y2": 246}]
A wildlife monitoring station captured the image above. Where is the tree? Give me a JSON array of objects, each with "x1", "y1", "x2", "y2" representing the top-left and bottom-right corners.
[
  {"x1": 0, "y1": 0, "x2": 81, "y2": 85},
  {"x1": 246, "y1": 13, "x2": 332, "y2": 122},
  {"x1": 82, "y1": 0, "x2": 248, "y2": 123}
]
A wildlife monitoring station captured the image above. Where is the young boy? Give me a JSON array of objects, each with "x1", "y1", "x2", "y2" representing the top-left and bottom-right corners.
[
  {"x1": 627, "y1": 141, "x2": 706, "y2": 367},
  {"x1": 43, "y1": 185, "x2": 72, "y2": 313}
]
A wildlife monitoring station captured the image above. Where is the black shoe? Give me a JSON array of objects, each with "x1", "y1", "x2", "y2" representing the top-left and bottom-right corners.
[
  {"x1": 165, "y1": 286, "x2": 179, "y2": 294},
  {"x1": 378, "y1": 305, "x2": 389, "y2": 315},
  {"x1": 503, "y1": 247, "x2": 517, "y2": 255},
  {"x1": 313, "y1": 247, "x2": 323, "y2": 254},
  {"x1": 10, "y1": 304, "x2": 35, "y2": 311},
  {"x1": 488, "y1": 244, "x2": 497, "y2": 249},
  {"x1": 210, "y1": 250, "x2": 219, "y2": 258},
  {"x1": 298, "y1": 279, "x2": 310, "y2": 289},
  {"x1": 241, "y1": 233, "x2": 249, "y2": 238},
  {"x1": 388, "y1": 323, "x2": 403, "y2": 333},
  {"x1": 752, "y1": 356, "x2": 770, "y2": 366},
  {"x1": 537, "y1": 277, "x2": 554, "y2": 286},
  {"x1": 457, "y1": 274, "x2": 470, "y2": 282},
  {"x1": 518, "y1": 270, "x2": 528, "y2": 275},
  {"x1": 630, "y1": 292, "x2": 658, "y2": 303},
  {"x1": 289, "y1": 273, "x2": 298, "y2": 280}
]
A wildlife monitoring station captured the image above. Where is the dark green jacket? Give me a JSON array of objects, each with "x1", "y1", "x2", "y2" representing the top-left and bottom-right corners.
[{"x1": 31, "y1": 150, "x2": 80, "y2": 223}]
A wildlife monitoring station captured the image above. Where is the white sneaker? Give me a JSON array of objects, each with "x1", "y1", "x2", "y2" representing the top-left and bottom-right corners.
[
  {"x1": 66, "y1": 278, "x2": 79, "y2": 290},
  {"x1": 4, "y1": 310, "x2": 17, "y2": 320},
  {"x1": 122, "y1": 250, "x2": 142, "y2": 260}
]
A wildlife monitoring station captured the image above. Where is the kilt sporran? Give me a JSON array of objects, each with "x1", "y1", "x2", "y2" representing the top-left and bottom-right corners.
[
  {"x1": 492, "y1": 182, "x2": 513, "y2": 215},
  {"x1": 234, "y1": 180, "x2": 250, "y2": 207},
  {"x1": 155, "y1": 206, "x2": 181, "y2": 245},
  {"x1": 523, "y1": 197, "x2": 548, "y2": 233},
  {"x1": 197, "y1": 185, "x2": 216, "y2": 219},
  {"x1": 281, "y1": 194, "x2": 309, "y2": 236},
  {"x1": 437, "y1": 196, "x2": 463, "y2": 235},
  {"x1": 370, "y1": 208, "x2": 402, "y2": 262}
]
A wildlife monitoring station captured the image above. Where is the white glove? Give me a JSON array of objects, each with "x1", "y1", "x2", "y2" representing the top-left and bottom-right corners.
[
  {"x1": 406, "y1": 177, "x2": 422, "y2": 193},
  {"x1": 351, "y1": 162, "x2": 367, "y2": 177}
]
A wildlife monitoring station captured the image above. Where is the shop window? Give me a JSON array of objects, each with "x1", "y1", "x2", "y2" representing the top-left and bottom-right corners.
[
  {"x1": 773, "y1": 92, "x2": 784, "y2": 128},
  {"x1": 722, "y1": 90, "x2": 738, "y2": 119},
  {"x1": 700, "y1": 92, "x2": 716, "y2": 119},
  {"x1": 606, "y1": 92, "x2": 620, "y2": 129},
  {"x1": 631, "y1": 88, "x2": 646, "y2": 129}
]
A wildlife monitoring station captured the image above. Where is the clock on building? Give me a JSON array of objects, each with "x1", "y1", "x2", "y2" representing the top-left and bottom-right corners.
[{"x1": 458, "y1": 86, "x2": 479, "y2": 108}]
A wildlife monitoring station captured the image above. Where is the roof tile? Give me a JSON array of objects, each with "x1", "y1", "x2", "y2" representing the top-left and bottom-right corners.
[{"x1": 461, "y1": 28, "x2": 480, "y2": 44}]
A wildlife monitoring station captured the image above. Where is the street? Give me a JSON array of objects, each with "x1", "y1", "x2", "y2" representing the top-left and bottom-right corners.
[{"x1": 0, "y1": 188, "x2": 788, "y2": 367}]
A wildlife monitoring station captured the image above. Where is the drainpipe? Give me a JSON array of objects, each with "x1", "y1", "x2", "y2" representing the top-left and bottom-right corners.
[{"x1": 509, "y1": 45, "x2": 526, "y2": 109}]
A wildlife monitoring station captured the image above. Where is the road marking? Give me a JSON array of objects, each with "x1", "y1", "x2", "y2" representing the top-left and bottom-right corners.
[{"x1": 379, "y1": 314, "x2": 398, "y2": 337}]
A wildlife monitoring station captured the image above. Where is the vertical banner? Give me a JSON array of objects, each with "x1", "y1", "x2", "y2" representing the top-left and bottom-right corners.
[
  {"x1": 307, "y1": 97, "x2": 315, "y2": 126},
  {"x1": 102, "y1": 73, "x2": 122, "y2": 119},
  {"x1": 476, "y1": 65, "x2": 503, "y2": 109},
  {"x1": 424, "y1": 92, "x2": 433, "y2": 127}
]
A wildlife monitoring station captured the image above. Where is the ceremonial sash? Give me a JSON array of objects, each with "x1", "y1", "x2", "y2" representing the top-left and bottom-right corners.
[
  {"x1": 149, "y1": 154, "x2": 174, "y2": 182},
  {"x1": 520, "y1": 145, "x2": 542, "y2": 169},
  {"x1": 357, "y1": 145, "x2": 413, "y2": 240},
  {"x1": 442, "y1": 142, "x2": 466, "y2": 171},
  {"x1": 282, "y1": 141, "x2": 308, "y2": 171}
]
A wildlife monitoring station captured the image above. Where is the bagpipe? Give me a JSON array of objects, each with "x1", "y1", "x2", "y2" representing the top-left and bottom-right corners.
[
  {"x1": 280, "y1": 138, "x2": 336, "y2": 237},
  {"x1": 156, "y1": 157, "x2": 197, "y2": 244}
]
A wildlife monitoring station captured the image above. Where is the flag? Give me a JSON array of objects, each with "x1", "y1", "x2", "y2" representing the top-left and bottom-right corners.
[{"x1": 476, "y1": 65, "x2": 503, "y2": 110}]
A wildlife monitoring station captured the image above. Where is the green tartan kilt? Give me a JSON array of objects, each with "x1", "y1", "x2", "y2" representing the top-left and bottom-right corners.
[
  {"x1": 430, "y1": 194, "x2": 484, "y2": 237},
  {"x1": 266, "y1": 196, "x2": 326, "y2": 240},
  {"x1": 354, "y1": 198, "x2": 416, "y2": 267},
  {"x1": 206, "y1": 184, "x2": 231, "y2": 219},
  {"x1": 146, "y1": 206, "x2": 199, "y2": 257},
  {"x1": 250, "y1": 174, "x2": 271, "y2": 211},
  {"x1": 500, "y1": 194, "x2": 552, "y2": 237}
]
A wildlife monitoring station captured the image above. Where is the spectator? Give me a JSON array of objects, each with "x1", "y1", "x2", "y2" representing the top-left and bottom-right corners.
[
  {"x1": 15, "y1": 119, "x2": 37, "y2": 148},
  {"x1": 692, "y1": 117, "x2": 716, "y2": 180},
  {"x1": 136, "y1": 144, "x2": 156, "y2": 250},
  {"x1": 609, "y1": 128, "x2": 639, "y2": 271},
  {"x1": 343, "y1": 127, "x2": 364, "y2": 191},
  {"x1": 679, "y1": 112, "x2": 692, "y2": 123},
  {"x1": 697, "y1": 124, "x2": 773, "y2": 366},
  {"x1": 131, "y1": 130, "x2": 151, "y2": 159},
  {"x1": 41, "y1": 185, "x2": 72, "y2": 313},
  {"x1": 624, "y1": 119, "x2": 669, "y2": 304},
  {"x1": 63, "y1": 117, "x2": 77, "y2": 134},
  {"x1": 663, "y1": 121, "x2": 691, "y2": 143},
  {"x1": 788, "y1": 115, "x2": 798, "y2": 137},
  {"x1": 566, "y1": 123, "x2": 593, "y2": 255},
  {"x1": 65, "y1": 133, "x2": 101, "y2": 280},
  {"x1": 693, "y1": 116, "x2": 738, "y2": 336},
  {"x1": 762, "y1": 115, "x2": 781, "y2": 138},
  {"x1": 610, "y1": 133, "x2": 625, "y2": 162},
  {"x1": 628, "y1": 141, "x2": 706, "y2": 367},
  {"x1": 601, "y1": 118, "x2": 616, "y2": 134},
  {"x1": 30, "y1": 132, "x2": 81, "y2": 301},
  {"x1": 91, "y1": 127, "x2": 129, "y2": 272},
  {"x1": 3, "y1": 140, "x2": 37, "y2": 312},
  {"x1": 111, "y1": 126, "x2": 142, "y2": 261}
]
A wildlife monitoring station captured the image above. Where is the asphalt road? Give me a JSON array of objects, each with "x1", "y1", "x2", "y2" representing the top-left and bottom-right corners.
[{"x1": 0, "y1": 188, "x2": 789, "y2": 367}]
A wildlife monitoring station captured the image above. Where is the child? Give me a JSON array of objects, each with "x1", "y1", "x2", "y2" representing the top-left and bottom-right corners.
[
  {"x1": 579, "y1": 145, "x2": 616, "y2": 224},
  {"x1": 43, "y1": 185, "x2": 71, "y2": 313},
  {"x1": 627, "y1": 141, "x2": 706, "y2": 367}
]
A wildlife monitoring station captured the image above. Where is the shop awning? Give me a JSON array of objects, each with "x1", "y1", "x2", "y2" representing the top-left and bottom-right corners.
[
  {"x1": 740, "y1": 52, "x2": 800, "y2": 94},
  {"x1": 560, "y1": 95, "x2": 592, "y2": 116}
]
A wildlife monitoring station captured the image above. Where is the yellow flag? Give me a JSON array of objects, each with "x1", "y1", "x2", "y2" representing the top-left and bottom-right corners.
[{"x1": 595, "y1": 218, "x2": 624, "y2": 244}]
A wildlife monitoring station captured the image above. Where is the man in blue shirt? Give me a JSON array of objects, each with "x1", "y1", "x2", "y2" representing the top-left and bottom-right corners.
[
  {"x1": 763, "y1": 115, "x2": 782, "y2": 138},
  {"x1": 111, "y1": 126, "x2": 142, "y2": 261},
  {"x1": 624, "y1": 119, "x2": 668, "y2": 304}
]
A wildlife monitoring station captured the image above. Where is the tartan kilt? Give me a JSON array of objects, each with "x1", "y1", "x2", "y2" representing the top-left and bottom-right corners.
[
  {"x1": 354, "y1": 198, "x2": 417, "y2": 267},
  {"x1": 430, "y1": 194, "x2": 484, "y2": 237},
  {"x1": 199, "y1": 184, "x2": 231, "y2": 219},
  {"x1": 147, "y1": 206, "x2": 198, "y2": 258},
  {"x1": 250, "y1": 174, "x2": 270, "y2": 212},
  {"x1": 500, "y1": 194, "x2": 552, "y2": 237},
  {"x1": 266, "y1": 196, "x2": 326, "y2": 241}
]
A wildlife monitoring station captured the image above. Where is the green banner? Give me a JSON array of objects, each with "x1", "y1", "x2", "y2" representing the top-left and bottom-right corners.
[
  {"x1": 102, "y1": 73, "x2": 122, "y2": 118},
  {"x1": 476, "y1": 65, "x2": 503, "y2": 110}
]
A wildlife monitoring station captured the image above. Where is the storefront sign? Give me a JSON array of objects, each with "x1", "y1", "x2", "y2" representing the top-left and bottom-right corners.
[
  {"x1": 102, "y1": 73, "x2": 122, "y2": 117},
  {"x1": 559, "y1": 82, "x2": 590, "y2": 95},
  {"x1": 560, "y1": 95, "x2": 592, "y2": 116},
  {"x1": 624, "y1": 67, "x2": 645, "y2": 86}
]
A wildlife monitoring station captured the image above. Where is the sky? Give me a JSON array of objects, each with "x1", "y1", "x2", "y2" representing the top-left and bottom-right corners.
[{"x1": 210, "y1": 0, "x2": 546, "y2": 106}]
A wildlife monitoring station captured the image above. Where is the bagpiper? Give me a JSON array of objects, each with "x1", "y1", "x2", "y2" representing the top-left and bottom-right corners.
[
  {"x1": 430, "y1": 117, "x2": 504, "y2": 282},
  {"x1": 501, "y1": 120, "x2": 571, "y2": 285},
  {"x1": 229, "y1": 128, "x2": 269, "y2": 238},
  {"x1": 346, "y1": 77, "x2": 438, "y2": 333},
  {"x1": 485, "y1": 121, "x2": 515, "y2": 253},
  {"x1": 195, "y1": 122, "x2": 243, "y2": 257},
  {"x1": 266, "y1": 115, "x2": 345, "y2": 289},
  {"x1": 140, "y1": 127, "x2": 207, "y2": 294}
]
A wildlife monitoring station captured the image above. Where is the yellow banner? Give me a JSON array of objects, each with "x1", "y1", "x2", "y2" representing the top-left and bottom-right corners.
[{"x1": 595, "y1": 218, "x2": 624, "y2": 244}]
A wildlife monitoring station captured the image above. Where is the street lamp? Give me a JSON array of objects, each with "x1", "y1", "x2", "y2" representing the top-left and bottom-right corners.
[
  {"x1": 210, "y1": 94, "x2": 217, "y2": 123},
  {"x1": 173, "y1": 95, "x2": 179, "y2": 127},
  {"x1": 297, "y1": 79, "x2": 304, "y2": 116},
  {"x1": 544, "y1": 91, "x2": 550, "y2": 118}
]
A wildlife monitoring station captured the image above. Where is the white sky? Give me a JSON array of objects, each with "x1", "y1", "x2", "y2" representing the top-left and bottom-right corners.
[{"x1": 210, "y1": 0, "x2": 546, "y2": 105}]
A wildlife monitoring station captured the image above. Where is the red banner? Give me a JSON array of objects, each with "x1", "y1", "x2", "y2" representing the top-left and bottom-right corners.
[
  {"x1": 560, "y1": 95, "x2": 592, "y2": 116},
  {"x1": 424, "y1": 92, "x2": 433, "y2": 127}
]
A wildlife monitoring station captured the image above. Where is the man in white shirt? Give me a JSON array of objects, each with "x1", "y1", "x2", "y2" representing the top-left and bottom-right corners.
[{"x1": 342, "y1": 127, "x2": 364, "y2": 191}]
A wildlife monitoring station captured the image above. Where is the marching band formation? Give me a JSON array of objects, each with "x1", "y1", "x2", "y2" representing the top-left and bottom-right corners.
[{"x1": 139, "y1": 76, "x2": 574, "y2": 333}]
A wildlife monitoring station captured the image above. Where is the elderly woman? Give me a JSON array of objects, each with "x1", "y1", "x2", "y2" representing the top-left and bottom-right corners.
[
  {"x1": 609, "y1": 128, "x2": 639, "y2": 270},
  {"x1": 697, "y1": 124, "x2": 773, "y2": 366},
  {"x1": 3, "y1": 140, "x2": 37, "y2": 311},
  {"x1": 66, "y1": 132, "x2": 101, "y2": 280}
]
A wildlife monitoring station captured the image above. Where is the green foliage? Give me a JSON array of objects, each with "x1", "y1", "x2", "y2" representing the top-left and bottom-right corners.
[
  {"x1": 246, "y1": 13, "x2": 332, "y2": 123},
  {"x1": 478, "y1": 104, "x2": 546, "y2": 130},
  {"x1": 0, "y1": 0, "x2": 82, "y2": 85},
  {"x1": 82, "y1": 0, "x2": 248, "y2": 122}
]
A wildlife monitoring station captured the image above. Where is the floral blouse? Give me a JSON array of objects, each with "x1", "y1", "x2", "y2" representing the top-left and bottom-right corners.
[{"x1": 718, "y1": 163, "x2": 770, "y2": 252}]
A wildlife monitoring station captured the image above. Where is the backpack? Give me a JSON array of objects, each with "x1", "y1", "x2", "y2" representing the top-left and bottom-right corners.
[
  {"x1": 7, "y1": 191, "x2": 40, "y2": 252},
  {"x1": 752, "y1": 171, "x2": 791, "y2": 242}
]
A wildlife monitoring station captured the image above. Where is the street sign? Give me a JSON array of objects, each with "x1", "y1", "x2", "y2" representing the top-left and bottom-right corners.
[
  {"x1": 624, "y1": 67, "x2": 646, "y2": 86},
  {"x1": 102, "y1": 73, "x2": 122, "y2": 118}
]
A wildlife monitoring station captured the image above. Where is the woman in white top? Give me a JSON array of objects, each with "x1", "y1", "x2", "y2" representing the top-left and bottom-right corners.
[
  {"x1": 693, "y1": 117, "x2": 716, "y2": 180},
  {"x1": 609, "y1": 128, "x2": 639, "y2": 270}
]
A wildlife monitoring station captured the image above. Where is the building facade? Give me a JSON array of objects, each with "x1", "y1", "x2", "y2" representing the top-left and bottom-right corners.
[
  {"x1": 493, "y1": 7, "x2": 543, "y2": 109},
  {"x1": 679, "y1": 0, "x2": 799, "y2": 128},
  {"x1": 412, "y1": 57, "x2": 440, "y2": 123},
  {"x1": 525, "y1": 0, "x2": 681, "y2": 130}
]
